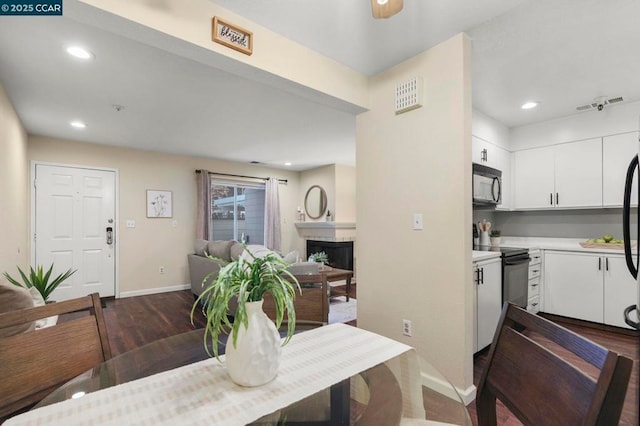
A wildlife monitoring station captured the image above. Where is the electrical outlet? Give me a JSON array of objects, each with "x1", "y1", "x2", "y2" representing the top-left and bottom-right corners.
[
  {"x1": 159, "y1": 266, "x2": 165, "y2": 274},
  {"x1": 402, "y1": 319, "x2": 412, "y2": 337}
]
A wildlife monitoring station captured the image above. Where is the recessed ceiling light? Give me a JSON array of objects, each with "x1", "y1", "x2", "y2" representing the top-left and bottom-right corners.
[
  {"x1": 66, "y1": 46, "x2": 93, "y2": 60},
  {"x1": 284, "y1": 162, "x2": 292, "y2": 166},
  {"x1": 377, "y1": 0, "x2": 389, "y2": 4},
  {"x1": 70, "y1": 121, "x2": 87, "y2": 129},
  {"x1": 521, "y1": 101, "x2": 539, "y2": 110},
  {"x1": 71, "y1": 392, "x2": 86, "y2": 399}
]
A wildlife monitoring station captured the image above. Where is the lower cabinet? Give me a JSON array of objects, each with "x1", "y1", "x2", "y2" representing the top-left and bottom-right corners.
[
  {"x1": 474, "y1": 258, "x2": 502, "y2": 353},
  {"x1": 604, "y1": 256, "x2": 638, "y2": 328},
  {"x1": 544, "y1": 251, "x2": 636, "y2": 329}
]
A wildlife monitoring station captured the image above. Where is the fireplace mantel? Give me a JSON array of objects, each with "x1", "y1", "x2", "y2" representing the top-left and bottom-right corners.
[
  {"x1": 294, "y1": 222, "x2": 356, "y2": 230},
  {"x1": 294, "y1": 222, "x2": 356, "y2": 242}
]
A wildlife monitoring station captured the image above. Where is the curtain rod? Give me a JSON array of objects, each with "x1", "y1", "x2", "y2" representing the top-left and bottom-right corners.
[{"x1": 196, "y1": 170, "x2": 287, "y2": 184}]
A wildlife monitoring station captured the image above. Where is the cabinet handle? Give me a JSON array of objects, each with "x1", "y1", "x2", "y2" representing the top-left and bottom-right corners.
[
  {"x1": 532, "y1": 302, "x2": 539, "y2": 307},
  {"x1": 598, "y1": 257, "x2": 602, "y2": 270},
  {"x1": 480, "y1": 267, "x2": 484, "y2": 284},
  {"x1": 556, "y1": 192, "x2": 559, "y2": 205},
  {"x1": 550, "y1": 193, "x2": 553, "y2": 205},
  {"x1": 531, "y1": 269, "x2": 539, "y2": 273},
  {"x1": 605, "y1": 257, "x2": 609, "y2": 271},
  {"x1": 531, "y1": 283, "x2": 539, "y2": 287},
  {"x1": 475, "y1": 268, "x2": 479, "y2": 285}
]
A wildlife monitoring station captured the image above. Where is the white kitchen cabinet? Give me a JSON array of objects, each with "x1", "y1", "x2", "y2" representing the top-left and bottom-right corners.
[
  {"x1": 554, "y1": 138, "x2": 602, "y2": 208},
  {"x1": 514, "y1": 146, "x2": 555, "y2": 209},
  {"x1": 514, "y1": 138, "x2": 603, "y2": 209},
  {"x1": 544, "y1": 251, "x2": 603, "y2": 323},
  {"x1": 474, "y1": 258, "x2": 502, "y2": 352},
  {"x1": 544, "y1": 251, "x2": 637, "y2": 329},
  {"x1": 527, "y1": 249, "x2": 542, "y2": 313},
  {"x1": 604, "y1": 256, "x2": 637, "y2": 329},
  {"x1": 472, "y1": 136, "x2": 512, "y2": 210},
  {"x1": 603, "y1": 132, "x2": 638, "y2": 207}
]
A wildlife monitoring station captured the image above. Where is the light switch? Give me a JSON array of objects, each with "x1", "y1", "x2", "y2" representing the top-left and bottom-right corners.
[
  {"x1": 172, "y1": 220, "x2": 178, "y2": 228},
  {"x1": 413, "y1": 213, "x2": 423, "y2": 230},
  {"x1": 126, "y1": 220, "x2": 136, "y2": 228}
]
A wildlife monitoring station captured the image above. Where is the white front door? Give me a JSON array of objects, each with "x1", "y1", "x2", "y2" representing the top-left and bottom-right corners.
[{"x1": 34, "y1": 164, "x2": 116, "y2": 300}]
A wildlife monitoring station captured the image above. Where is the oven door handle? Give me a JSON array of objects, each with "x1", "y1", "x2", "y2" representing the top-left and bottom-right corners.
[{"x1": 504, "y1": 257, "x2": 531, "y2": 266}]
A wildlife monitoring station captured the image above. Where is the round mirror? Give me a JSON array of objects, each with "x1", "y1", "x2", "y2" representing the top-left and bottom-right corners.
[{"x1": 304, "y1": 185, "x2": 328, "y2": 219}]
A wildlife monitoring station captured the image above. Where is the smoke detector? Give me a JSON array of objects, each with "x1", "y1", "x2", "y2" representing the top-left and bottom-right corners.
[{"x1": 575, "y1": 96, "x2": 624, "y2": 112}]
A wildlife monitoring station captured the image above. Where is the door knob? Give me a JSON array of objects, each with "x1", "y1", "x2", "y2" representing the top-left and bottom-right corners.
[{"x1": 106, "y1": 227, "x2": 113, "y2": 245}]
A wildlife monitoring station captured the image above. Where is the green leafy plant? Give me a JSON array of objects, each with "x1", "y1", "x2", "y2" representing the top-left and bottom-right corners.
[
  {"x1": 309, "y1": 251, "x2": 329, "y2": 264},
  {"x1": 191, "y1": 246, "x2": 301, "y2": 360},
  {"x1": 490, "y1": 230, "x2": 501, "y2": 237},
  {"x1": 3, "y1": 264, "x2": 76, "y2": 302}
]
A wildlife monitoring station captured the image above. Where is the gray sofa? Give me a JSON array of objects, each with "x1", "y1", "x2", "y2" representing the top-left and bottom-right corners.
[
  {"x1": 188, "y1": 240, "x2": 328, "y2": 321},
  {"x1": 188, "y1": 239, "x2": 243, "y2": 298}
]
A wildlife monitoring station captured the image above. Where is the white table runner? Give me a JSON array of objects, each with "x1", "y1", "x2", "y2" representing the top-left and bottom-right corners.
[{"x1": 7, "y1": 323, "x2": 417, "y2": 426}]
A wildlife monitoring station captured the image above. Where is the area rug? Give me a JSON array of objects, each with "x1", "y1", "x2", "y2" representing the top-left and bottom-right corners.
[{"x1": 328, "y1": 296, "x2": 357, "y2": 324}]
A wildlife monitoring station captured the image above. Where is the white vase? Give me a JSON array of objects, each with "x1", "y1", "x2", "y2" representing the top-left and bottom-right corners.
[
  {"x1": 490, "y1": 237, "x2": 501, "y2": 246},
  {"x1": 225, "y1": 299, "x2": 281, "y2": 387}
]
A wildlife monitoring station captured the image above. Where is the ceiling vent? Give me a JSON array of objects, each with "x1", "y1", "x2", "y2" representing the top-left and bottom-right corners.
[{"x1": 575, "y1": 96, "x2": 624, "y2": 111}]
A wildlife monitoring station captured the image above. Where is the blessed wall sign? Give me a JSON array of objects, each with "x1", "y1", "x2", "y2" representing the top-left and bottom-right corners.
[{"x1": 212, "y1": 16, "x2": 253, "y2": 56}]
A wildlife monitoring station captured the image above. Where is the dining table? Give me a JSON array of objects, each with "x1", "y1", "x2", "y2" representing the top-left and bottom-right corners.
[{"x1": 12, "y1": 323, "x2": 471, "y2": 425}]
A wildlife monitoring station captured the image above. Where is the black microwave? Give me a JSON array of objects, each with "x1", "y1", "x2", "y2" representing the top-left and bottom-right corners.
[{"x1": 473, "y1": 163, "x2": 502, "y2": 206}]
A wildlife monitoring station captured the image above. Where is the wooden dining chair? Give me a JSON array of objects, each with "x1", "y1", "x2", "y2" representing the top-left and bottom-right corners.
[
  {"x1": 477, "y1": 303, "x2": 633, "y2": 426},
  {"x1": 263, "y1": 273, "x2": 330, "y2": 323},
  {"x1": 0, "y1": 293, "x2": 111, "y2": 419}
]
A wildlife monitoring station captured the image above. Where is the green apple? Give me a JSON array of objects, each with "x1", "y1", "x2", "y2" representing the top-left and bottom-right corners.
[{"x1": 603, "y1": 234, "x2": 614, "y2": 243}]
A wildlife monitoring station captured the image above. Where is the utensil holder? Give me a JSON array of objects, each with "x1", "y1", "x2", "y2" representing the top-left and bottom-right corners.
[{"x1": 479, "y1": 231, "x2": 490, "y2": 246}]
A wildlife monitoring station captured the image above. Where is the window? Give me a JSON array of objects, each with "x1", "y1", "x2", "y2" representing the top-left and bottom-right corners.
[{"x1": 210, "y1": 179, "x2": 265, "y2": 244}]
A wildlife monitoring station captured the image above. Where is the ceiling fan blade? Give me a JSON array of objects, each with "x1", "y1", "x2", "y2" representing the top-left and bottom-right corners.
[{"x1": 371, "y1": 0, "x2": 403, "y2": 19}]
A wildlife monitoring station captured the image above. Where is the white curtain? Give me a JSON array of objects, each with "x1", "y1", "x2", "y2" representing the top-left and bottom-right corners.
[
  {"x1": 196, "y1": 170, "x2": 211, "y2": 240},
  {"x1": 264, "y1": 177, "x2": 281, "y2": 251}
]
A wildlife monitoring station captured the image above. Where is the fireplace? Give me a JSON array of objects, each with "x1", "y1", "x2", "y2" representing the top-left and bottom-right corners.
[{"x1": 306, "y1": 240, "x2": 354, "y2": 271}]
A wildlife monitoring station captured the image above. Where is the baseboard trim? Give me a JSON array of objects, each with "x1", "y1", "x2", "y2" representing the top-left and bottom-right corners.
[
  {"x1": 421, "y1": 372, "x2": 477, "y2": 406},
  {"x1": 119, "y1": 284, "x2": 191, "y2": 298}
]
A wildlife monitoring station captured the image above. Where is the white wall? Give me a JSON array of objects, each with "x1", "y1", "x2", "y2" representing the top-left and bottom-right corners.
[
  {"x1": 28, "y1": 136, "x2": 303, "y2": 296},
  {"x1": 298, "y1": 164, "x2": 356, "y2": 223},
  {"x1": 75, "y1": 0, "x2": 368, "y2": 112},
  {"x1": 356, "y1": 33, "x2": 473, "y2": 397},
  {"x1": 334, "y1": 164, "x2": 356, "y2": 222},
  {"x1": 0, "y1": 82, "x2": 29, "y2": 278},
  {"x1": 299, "y1": 165, "x2": 335, "y2": 222},
  {"x1": 472, "y1": 108, "x2": 510, "y2": 149},
  {"x1": 510, "y1": 99, "x2": 640, "y2": 150}
]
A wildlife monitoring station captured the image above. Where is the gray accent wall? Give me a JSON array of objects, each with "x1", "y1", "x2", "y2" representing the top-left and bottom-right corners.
[{"x1": 490, "y1": 209, "x2": 637, "y2": 240}]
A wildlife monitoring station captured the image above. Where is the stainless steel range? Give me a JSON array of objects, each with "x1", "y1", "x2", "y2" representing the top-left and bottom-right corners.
[{"x1": 499, "y1": 247, "x2": 531, "y2": 308}]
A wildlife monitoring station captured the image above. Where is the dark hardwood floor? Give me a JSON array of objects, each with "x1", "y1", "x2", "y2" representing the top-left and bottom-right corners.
[
  {"x1": 99, "y1": 288, "x2": 636, "y2": 425},
  {"x1": 103, "y1": 285, "x2": 358, "y2": 356}
]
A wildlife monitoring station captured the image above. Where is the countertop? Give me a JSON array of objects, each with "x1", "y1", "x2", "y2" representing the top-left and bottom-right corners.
[
  {"x1": 472, "y1": 250, "x2": 501, "y2": 262},
  {"x1": 472, "y1": 236, "x2": 636, "y2": 262},
  {"x1": 497, "y1": 236, "x2": 635, "y2": 255}
]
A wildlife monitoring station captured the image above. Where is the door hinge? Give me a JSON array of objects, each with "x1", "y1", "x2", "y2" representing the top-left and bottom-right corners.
[
  {"x1": 33, "y1": 233, "x2": 36, "y2": 241},
  {"x1": 33, "y1": 178, "x2": 37, "y2": 188}
]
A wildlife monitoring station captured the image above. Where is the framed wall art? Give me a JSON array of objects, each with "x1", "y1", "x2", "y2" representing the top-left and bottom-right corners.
[
  {"x1": 212, "y1": 16, "x2": 253, "y2": 56},
  {"x1": 147, "y1": 190, "x2": 173, "y2": 218}
]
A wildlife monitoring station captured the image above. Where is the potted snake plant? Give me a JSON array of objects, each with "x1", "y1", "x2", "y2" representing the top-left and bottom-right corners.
[
  {"x1": 191, "y1": 245, "x2": 301, "y2": 387},
  {"x1": 3, "y1": 264, "x2": 76, "y2": 302}
]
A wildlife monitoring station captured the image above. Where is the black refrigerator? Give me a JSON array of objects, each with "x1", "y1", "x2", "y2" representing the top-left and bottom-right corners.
[{"x1": 622, "y1": 132, "x2": 640, "y2": 329}]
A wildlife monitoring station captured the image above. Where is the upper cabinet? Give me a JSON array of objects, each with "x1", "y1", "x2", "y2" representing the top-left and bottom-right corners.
[
  {"x1": 514, "y1": 138, "x2": 602, "y2": 209},
  {"x1": 602, "y1": 132, "x2": 638, "y2": 207},
  {"x1": 472, "y1": 136, "x2": 511, "y2": 210}
]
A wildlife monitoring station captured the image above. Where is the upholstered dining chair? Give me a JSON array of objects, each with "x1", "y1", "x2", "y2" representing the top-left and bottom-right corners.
[
  {"x1": 0, "y1": 293, "x2": 111, "y2": 419},
  {"x1": 477, "y1": 303, "x2": 633, "y2": 426}
]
